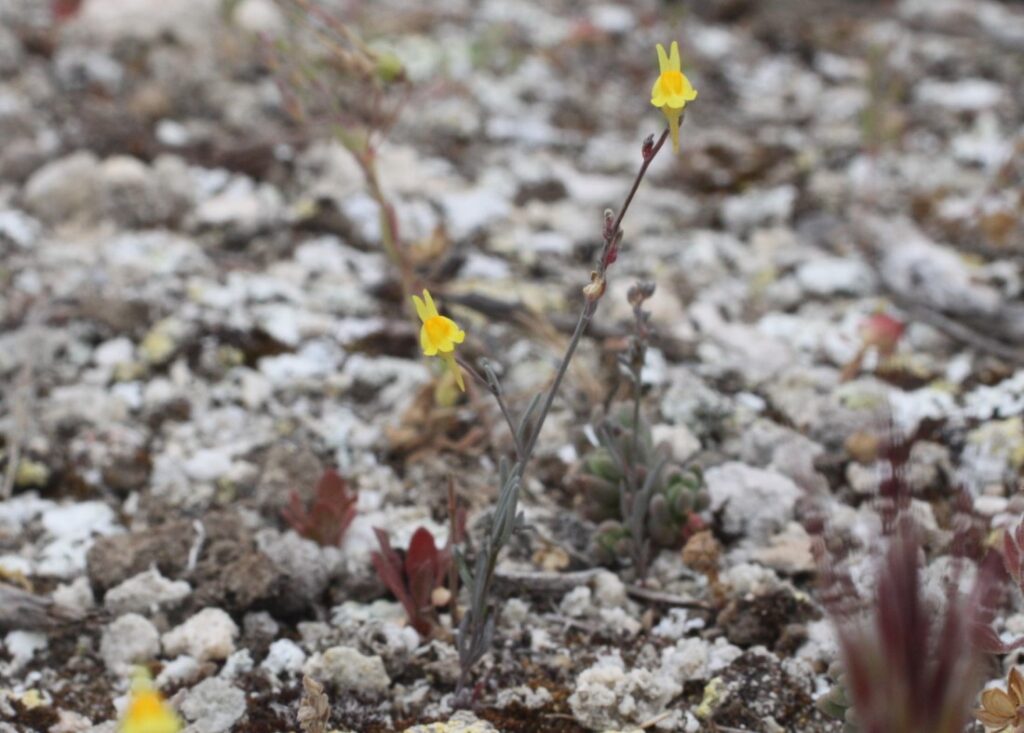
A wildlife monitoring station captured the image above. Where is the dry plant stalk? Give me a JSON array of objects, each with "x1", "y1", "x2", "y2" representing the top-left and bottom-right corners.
[
  {"x1": 296, "y1": 675, "x2": 330, "y2": 733},
  {"x1": 267, "y1": 0, "x2": 413, "y2": 295}
]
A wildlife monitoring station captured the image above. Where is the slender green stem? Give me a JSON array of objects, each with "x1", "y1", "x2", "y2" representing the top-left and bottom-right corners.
[
  {"x1": 494, "y1": 390, "x2": 524, "y2": 461},
  {"x1": 604, "y1": 128, "x2": 669, "y2": 270},
  {"x1": 456, "y1": 126, "x2": 671, "y2": 694},
  {"x1": 630, "y1": 363, "x2": 642, "y2": 471},
  {"x1": 521, "y1": 302, "x2": 593, "y2": 462},
  {"x1": 457, "y1": 356, "x2": 525, "y2": 461},
  {"x1": 520, "y1": 126, "x2": 669, "y2": 467}
]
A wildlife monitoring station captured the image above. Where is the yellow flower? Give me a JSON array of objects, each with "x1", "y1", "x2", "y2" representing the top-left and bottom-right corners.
[
  {"x1": 120, "y1": 668, "x2": 181, "y2": 733},
  {"x1": 651, "y1": 42, "x2": 698, "y2": 153},
  {"x1": 412, "y1": 289, "x2": 466, "y2": 392}
]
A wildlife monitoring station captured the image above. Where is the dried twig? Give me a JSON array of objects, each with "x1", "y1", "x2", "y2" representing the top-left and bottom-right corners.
[
  {"x1": 296, "y1": 675, "x2": 330, "y2": 733},
  {"x1": 624, "y1": 584, "x2": 713, "y2": 610},
  {"x1": 892, "y1": 297, "x2": 1024, "y2": 366},
  {"x1": 493, "y1": 568, "x2": 603, "y2": 595},
  {"x1": 0, "y1": 584, "x2": 82, "y2": 631}
]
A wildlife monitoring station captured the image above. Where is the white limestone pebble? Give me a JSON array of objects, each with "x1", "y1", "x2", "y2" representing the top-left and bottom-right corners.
[
  {"x1": 162, "y1": 607, "x2": 238, "y2": 662},
  {"x1": 100, "y1": 614, "x2": 160, "y2": 672}
]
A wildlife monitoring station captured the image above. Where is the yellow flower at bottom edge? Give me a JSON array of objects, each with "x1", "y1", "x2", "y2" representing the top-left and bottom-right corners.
[
  {"x1": 412, "y1": 289, "x2": 466, "y2": 392},
  {"x1": 120, "y1": 668, "x2": 181, "y2": 733},
  {"x1": 651, "y1": 41, "x2": 698, "y2": 153}
]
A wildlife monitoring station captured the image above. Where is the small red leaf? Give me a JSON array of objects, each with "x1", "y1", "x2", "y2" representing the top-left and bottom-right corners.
[
  {"x1": 406, "y1": 527, "x2": 440, "y2": 612},
  {"x1": 52, "y1": 0, "x2": 83, "y2": 22},
  {"x1": 282, "y1": 469, "x2": 358, "y2": 546},
  {"x1": 371, "y1": 529, "x2": 418, "y2": 625}
]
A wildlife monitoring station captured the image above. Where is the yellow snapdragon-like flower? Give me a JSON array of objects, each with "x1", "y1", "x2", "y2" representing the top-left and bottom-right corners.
[
  {"x1": 412, "y1": 289, "x2": 466, "y2": 392},
  {"x1": 119, "y1": 668, "x2": 181, "y2": 733},
  {"x1": 651, "y1": 41, "x2": 698, "y2": 153}
]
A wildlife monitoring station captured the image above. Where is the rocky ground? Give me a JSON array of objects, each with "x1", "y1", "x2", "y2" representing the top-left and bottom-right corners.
[{"x1": 0, "y1": 0, "x2": 1023, "y2": 731}]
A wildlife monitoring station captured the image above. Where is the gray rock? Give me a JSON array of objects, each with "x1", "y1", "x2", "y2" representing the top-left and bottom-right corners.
[
  {"x1": 87, "y1": 513, "x2": 277, "y2": 613},
  {"x1": 0, "y1": 25, "x2": 23, "y2": 75},
  {"x1": 658, "y1": 637, "x2": 714, "y2": 682},
  {"x1": 218, "y1": 649, "x2": 254, "y2": 681},
  {"x1": 751, "y1": 523, "x2": 816, "y2": 574},
  {"x1": 696, "y1": 319, "x2": 796, "y2": 386},
  {"x1": 260, "y1": 639, "x2": 306, "y2": 677},
  {"x1": 178, "y1": 678, "x2": 246, "y2": 733},
  {"x1": 660, "y1": 367, "x2": 733, "y2": 435},
  {"x1": 254, "y1": 442, "x2": 323, "y2": 513},
  {"x1": 99, "y1": 154, "x2": 192, "y2": 227},
  {"x1": 232, "y1": 0, "x2": 286, "y2": 35},
  {"x1": 650, "y1": 423, "x2": 701, "y2": 464},
  {"x1": 796, "y1": 257, "x2": 877, "y2": 296},
  {"x1": 568, "y1": 652, "x2": 682, "y2": 731},
  {"x1": 242, "y1": 611, "x2": 279, "y2": 649},
  {"x1": 706, "y1": 463, "x2": 802, "y2": 544},
  {"x1": 869, "y1": 216, "x2": 1003, "y2": 318},
  {"x1": 3, "y1": 630, "x2": 47, "y2": 672},
  {"x1": 588, "y1": 4, "x2": 634, "y2": 34},
  {"x1": 52, "y1": 577, "x2": 96, "y2": 616},
  {"x1": 69, "y1": 0, "x2": 221, "y2": 47},
  {"x1": 303, "y1": 646, "x2": 390, "y2": 698},
  {"x1": 721, "y1": 185, "x2": 796, "y2": 234},
  {"x1": 440, "y1": 187, "x2": 510, "y2": 241},
  {"x1": 87, "y1": 522, "x2": 195, "y2": 594},
  {"x1": 156, "y1": 655, "x2": 203, "y2": 689},
  {"x1": 162, "y1": 608, "x2": 238, "y2": 662},
  {"x1": 194, "y1": 176, "x2": 283, "y2": 233},
  {"x1": 256, "y1": 530, "x2": 329, "y2": 614},
  {"x1": 0, "y1": 209, "x2": 41, "y2": 249},
  {"x1": 104, "y1": 568, "x2": 191, "y2": 615},
  {"x1": 100, "y1": 614, "x2": 160, "y2": 672},
  {"x1": 916, "y1": 78, "x2": 1004, "y2": 112},
  {"x1": 707, "y1": 649, "x2": 833, "y2": 729},
  {"x1": 22, "y1": 152, "x2": 103, "y2": 224},
  {"x1": 54, "y1": 48, "x2": 124, "y2": 94},
  {"x1": 403, "y1": 713, "x2": 499, "y2": 732}
]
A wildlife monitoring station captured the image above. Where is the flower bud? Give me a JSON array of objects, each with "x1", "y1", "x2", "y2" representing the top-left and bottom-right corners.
[
  {"x1": 627, "y1": 281, "x2": 656, "y2": 307},
  {"x1": 583, "y1": 272, "x2": 606, "y2": 302},
  {"x1": 603, "y1": 209, "x2": 616, "y2": 241},
  {"x1": 641, "y1": 134, "x2": 655, "y2": 161}
]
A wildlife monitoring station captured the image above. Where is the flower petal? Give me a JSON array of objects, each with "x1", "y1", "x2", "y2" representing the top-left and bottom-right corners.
[
  {"x1": 656, "y1": 43, "x2": 669, "y2": 74},
  {"x1": 983, "y1": 689, "x2": 1018, "y2": 718},
  {"x1": 412, "y1": 294, "x2": 429, "y2": 323},
  {"x1": 1011, "y1": 667, "x2": 1024, "y2": 703},
  {"x1": 420, "y1": 325, "x2": 438, "y2": 356},
  {"x1": 422, "y1": 289, "x2": 439, "y2": 319},
  {"x1": 974, "y1": 709, "x2": 1010, "y2": 728},
  {"x1": 669, "y1": 41, "x2": 680, "y2": 71},
  {"x1": 651, "y1": 78, "x2": 666, "y2": 107}
]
